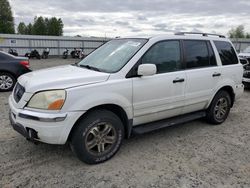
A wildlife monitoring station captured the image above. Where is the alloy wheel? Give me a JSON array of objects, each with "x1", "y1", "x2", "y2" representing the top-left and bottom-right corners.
[
  {"x1": 0, "y1": 75, "x2": 14, "y2": 90},
  {"x1": 214, "y1": 97, "x2": 229, "y2": 120},
  {"x1": 85, "y1": 122, "x2": 117, "y2": 155}
]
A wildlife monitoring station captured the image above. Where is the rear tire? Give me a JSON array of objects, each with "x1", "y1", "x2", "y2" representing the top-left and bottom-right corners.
[
  {"x1": 0, "y1": 72, "x2": 16, "y2": 92},
  {"x1": 206, "y1": 90, "x2": 231, "y2": 125},
  {"x1": 70, "y1": 110, "x2": 124, "y2": 164}
]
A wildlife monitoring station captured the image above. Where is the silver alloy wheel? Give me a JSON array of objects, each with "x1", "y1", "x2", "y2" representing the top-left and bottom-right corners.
[
  {"x1": 214, "y1": 97, "x2": 228, "y2": 120},
  {"x1": 0, "y1": 75, "x2": 14, "y2": 90},
  {"x1": 85, "y1": 122, "x2": 117, "y2": 155}
]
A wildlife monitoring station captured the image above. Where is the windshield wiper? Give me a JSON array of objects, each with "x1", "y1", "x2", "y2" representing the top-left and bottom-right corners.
[{"x1": 78, "y1": 64, "x2": 101, "y2": 72}]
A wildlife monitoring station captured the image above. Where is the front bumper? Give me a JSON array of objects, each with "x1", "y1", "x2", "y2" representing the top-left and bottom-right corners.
[
  {"x1": 9, "y1": 96, "x2": 83, "y2": 145},
  {"x1": 243, "y1": 77, "x2": 250, "y2": 88}
]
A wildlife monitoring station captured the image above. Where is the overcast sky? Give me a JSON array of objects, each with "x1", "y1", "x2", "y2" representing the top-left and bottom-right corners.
[{"x1": 9, "y1": 0, "x2": 250, "y2": 38}]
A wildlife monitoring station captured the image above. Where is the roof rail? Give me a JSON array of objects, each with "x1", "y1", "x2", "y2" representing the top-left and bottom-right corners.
[{"x1": 175, "y1": 32, "x2": 225, "y2": 38}]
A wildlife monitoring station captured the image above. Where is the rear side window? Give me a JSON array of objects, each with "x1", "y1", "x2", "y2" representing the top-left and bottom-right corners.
[
  {"x1": 214, "y1": 41, "x2": 238, "y2": 65},
  {"x1": 183, "y1": 40, "x2": 215, "y2": 69},
  {"x1": 0, "y1": 53, "x2": 7, "y2": 60}
]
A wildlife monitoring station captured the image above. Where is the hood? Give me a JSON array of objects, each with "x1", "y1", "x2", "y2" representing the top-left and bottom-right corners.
[
  {"x1": 238, "y1": 53, "x2": 250, "y2": 58},
  {"x1": 18, "y1": 65, "x2": 110, "y2": 93}
]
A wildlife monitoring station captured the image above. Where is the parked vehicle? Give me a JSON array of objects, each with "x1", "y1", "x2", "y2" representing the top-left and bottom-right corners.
[
  {"x1": 41, "y1": 48, "x2": 50, "y2": 59},
  {"x1": 62, "y1": 48, "x2": 69, "y2": 59},
  {"x1": 0, "y1": 51, "x2": 31, "y2": 91},
  {"x1": 70, "y1": 48, "x2": 77, "y2": 58},
  {"x1": 239, "y1": 46, "x2": 250, "y2": 63},
  {"x1": 9, "y1": 33, "x2": 244, "y2": 164},
  {"x1": 79, "y1": 49, "x2": 85, "y2": 59},
  {"x1": 239, "y1": 57, "x2": 249, "y2": 65},
  {"x1": 241, "y1": 58, "x2": 250, "y2": 88},
  {"x1": 71, "y1": 48, "x2": 85, "y2": 59},
  {"x1": 8, "y1": 48, "x2": 18, "y2": 56},
  {"x1": 25, "y1": 49, "x2": 41, "y2": 59}
]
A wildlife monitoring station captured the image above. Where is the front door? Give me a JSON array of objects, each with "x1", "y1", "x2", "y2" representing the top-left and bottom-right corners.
[{"x1": 132, "y1": 40, "x2": 186, "y2": 126}]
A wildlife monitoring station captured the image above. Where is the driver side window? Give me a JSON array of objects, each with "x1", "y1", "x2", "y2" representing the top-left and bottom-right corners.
[{"x1": 141, "y1": 41, "x2": 181, "y2": 74}]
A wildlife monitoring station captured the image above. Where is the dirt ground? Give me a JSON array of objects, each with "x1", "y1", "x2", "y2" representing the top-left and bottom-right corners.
[{"x1": 0, "y1": 58, "x2": 250, "y2": 188}]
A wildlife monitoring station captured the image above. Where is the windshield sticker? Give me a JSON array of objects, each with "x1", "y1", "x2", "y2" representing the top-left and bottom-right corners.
[{"x1": 126, "y1": 41, "x2": 141, "y2": 47}]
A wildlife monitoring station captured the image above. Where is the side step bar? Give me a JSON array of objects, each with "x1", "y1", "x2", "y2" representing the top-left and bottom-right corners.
[{"x1": 132, "y1": 111, "x2": 206, "y2": 135}]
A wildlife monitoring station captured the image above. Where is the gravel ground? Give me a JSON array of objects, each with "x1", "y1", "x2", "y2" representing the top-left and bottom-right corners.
[{"x1": 0, "y1": 58, "x2": 250, "y2": 188}]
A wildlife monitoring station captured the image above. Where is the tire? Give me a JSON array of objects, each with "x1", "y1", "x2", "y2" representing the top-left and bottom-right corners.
[
  {"x1": 70, "y1": 110, "x2": 124, "y2": 164},
  {"x1": 206, "y1": 90, "x2": 231, "y2": 125},
  {"x1": 0, "y1": 72, "x2": 16, "y2": 92}
]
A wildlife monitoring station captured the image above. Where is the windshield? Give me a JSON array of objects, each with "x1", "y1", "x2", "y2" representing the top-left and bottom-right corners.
[
  {"x1": 243, "y1": 46, "x2": 250, "y2": 53},
  {"x1": 78, "y1": 39, "x2": 147, "y2": 73}
]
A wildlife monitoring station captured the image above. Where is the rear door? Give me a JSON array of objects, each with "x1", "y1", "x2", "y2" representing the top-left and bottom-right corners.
[{"x1": 182, "y1": 40, "x2": 221, "y2": 114}]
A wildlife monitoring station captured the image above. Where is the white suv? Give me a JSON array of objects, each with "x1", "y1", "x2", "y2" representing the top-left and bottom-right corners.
[{"x1": 9, "y1": 32, "x2": 244, "y2": 164}]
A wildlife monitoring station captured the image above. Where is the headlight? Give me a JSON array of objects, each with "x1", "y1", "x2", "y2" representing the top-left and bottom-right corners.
[{"x1": 27, "y1": 90, "x2": 66, "y2": 110}]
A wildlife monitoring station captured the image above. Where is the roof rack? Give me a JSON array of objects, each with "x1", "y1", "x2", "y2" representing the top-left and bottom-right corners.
[{"x1": 175, "y1": 32, "x2": 225, "y2": 38}]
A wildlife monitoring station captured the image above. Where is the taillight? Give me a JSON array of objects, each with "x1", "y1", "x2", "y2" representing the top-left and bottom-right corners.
[{"x1": 20, "y1": 61, "x2": 30, "y2": 68}]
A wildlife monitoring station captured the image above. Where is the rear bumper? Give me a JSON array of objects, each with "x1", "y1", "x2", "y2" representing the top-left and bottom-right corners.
[
  {"x1": 235, "y1": 83, "x2": 244, "y2": 99},
  {"x1": 9, "y1": 96, "x2": 84, "y2": 144},
  {"x1": 17, "y1": 68, "x2": 32, "y2": 77}
]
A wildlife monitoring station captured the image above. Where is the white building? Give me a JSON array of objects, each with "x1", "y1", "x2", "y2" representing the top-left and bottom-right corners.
[{"x1": 0, "y1": 34, "x2": 109, "y2": 56}]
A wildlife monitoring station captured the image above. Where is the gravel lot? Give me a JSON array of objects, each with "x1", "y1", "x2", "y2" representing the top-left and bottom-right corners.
[{"x1": 0, "y1": 58, "x2": 250, "y2": 188}]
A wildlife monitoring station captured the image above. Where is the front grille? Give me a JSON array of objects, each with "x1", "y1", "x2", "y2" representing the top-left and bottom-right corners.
[
  {"x1": 243, "y1": 70, "x2": 250, "y2": 78},
  {"x1": 13, "y1": 82, "x2": 25, "y2": 103}
]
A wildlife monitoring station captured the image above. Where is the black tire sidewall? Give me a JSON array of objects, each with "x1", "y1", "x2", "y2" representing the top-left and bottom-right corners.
[
  {"x1": 0, "y1": 72, "x2": 16, "y2": 92},
  {"x1": 71, "y1": 110, "x2": 124, "y2": 164}
]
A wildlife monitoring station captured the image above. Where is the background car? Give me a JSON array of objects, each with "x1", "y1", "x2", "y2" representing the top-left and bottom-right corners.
[
  {"x1": 239, "y1": 57, "x2": 249, "y2": 66},
  {"x1": 0, "y1": 51, "x2": 31, "y2": 91},
  {"x1": 239, "y1": 46, "x2": 250, "y2": 62}
]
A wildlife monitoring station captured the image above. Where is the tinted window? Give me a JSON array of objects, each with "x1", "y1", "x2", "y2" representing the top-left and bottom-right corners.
[
  {"x1": 141, "y1": 41, "x2": 181, "y2": 74},
  {"x1": 214, "y1": 41, "x2": 238, "y2": 65},
  {"x1": 183, "y1": 40, "x2": 211, "y2": 69}
]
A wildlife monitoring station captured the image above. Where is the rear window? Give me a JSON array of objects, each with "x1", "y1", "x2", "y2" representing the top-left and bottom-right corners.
[
  {"x1": 214, "y1": 41, "x2": 238, "y2": 65},
  {"x1": 0, "y1": 53, "x2": 7, "y2": 60}
]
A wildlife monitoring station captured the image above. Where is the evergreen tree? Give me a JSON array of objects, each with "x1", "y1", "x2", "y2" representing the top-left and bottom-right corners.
[
  {"x1": 0, "y1": 0, "x2": 15, "y2": 34},
  {"x1": 32, "y1": 16, "x2": 46, "y2": 35},
  {"x1": 25, "y1": 23, "x2": 33, "y2": 35},
  {"x1": 17, "y1": 22, "x2": 26, "y2": 34},
  {"x1": 47, "y1": 17, "x2": 63, "y2": 36}
]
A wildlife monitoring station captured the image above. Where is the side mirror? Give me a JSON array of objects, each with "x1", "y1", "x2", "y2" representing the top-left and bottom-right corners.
[{"x1": 137, "y1": 64, "x2": 157, "y2": 76}]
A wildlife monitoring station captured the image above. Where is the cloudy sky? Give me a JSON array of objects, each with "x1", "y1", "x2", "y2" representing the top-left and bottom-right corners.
[{"x1": 9, "y1": 0, "x2": 250, "y2": 38}]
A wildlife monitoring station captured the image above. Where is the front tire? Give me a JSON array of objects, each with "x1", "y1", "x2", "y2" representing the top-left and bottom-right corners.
[
  {"x1": 70, "y1": 110, "x2": 124, "y2": 164},
  {"x1": 206, "y1": 90, "x2": 231, "y2": 125},
  {"x1": 0, "y1": 72, "x2": 16, "y2": 92}
]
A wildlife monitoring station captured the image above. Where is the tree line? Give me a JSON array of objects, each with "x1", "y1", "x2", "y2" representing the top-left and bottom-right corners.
[
  {"x1": 228, "y1": 25, "x2": 250, "y2": 39},
  {"x1": 17, "y1": 17, "x2": 63, "y2": 36},
  {"x1": 0, "y1": 0, "x2": 63, "y2": 36}
]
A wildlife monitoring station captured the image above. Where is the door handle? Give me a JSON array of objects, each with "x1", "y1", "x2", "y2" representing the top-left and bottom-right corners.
[
  {"x1": 173, "y1": 78, "x2": 185, "y2": 83},
  {"x1": 212, "y1": 72, "x2": 221, "y2": 77}
]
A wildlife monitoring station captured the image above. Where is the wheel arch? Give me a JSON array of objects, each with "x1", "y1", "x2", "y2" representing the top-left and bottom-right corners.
[
  {"x1": 68, "y1": 104, "x2": 132, "y2": 142},
  {"x1": 0, "y1": 69, "x2": 17, "y2": 79},
  {"x1": 209, "y1": 85, "x2": 235, "y2": 108}
]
